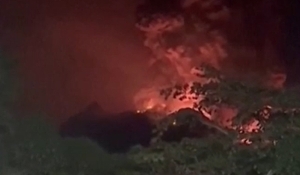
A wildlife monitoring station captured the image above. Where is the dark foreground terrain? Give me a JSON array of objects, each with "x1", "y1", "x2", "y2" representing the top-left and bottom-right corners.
[{"x1": 60, "y1": 102, "x2": 220, "y2": 153}]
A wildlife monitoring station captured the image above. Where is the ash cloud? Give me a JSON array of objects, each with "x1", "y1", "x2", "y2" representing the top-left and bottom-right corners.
[
  {"x1": 0, "y1": 0, "x2": 294, "y2": 123},
  {"x1": 0, "y1": 0, "x2": 149, "y2": 122}
]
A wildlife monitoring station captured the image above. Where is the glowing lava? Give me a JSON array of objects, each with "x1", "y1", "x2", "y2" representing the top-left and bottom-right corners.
[
  {"x1": 132, "y1": 1, "x2": 287, "y2": 145},
  {"x1": 133, "y1": 13, "x2": 226, "y2": 120}
]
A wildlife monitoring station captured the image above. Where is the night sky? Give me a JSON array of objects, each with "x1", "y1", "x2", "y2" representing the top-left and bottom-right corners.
[
  {"x1": 0, "y1": 0, "x2": 150, "y2": 122},
  {"x1": 0, "y1": 0, "x2": 300, "y2": 123}
]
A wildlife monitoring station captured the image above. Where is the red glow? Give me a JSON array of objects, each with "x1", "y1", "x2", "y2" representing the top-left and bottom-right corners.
[{"x1": 0, "y1": 0, "x2": 150, "y2": 122}]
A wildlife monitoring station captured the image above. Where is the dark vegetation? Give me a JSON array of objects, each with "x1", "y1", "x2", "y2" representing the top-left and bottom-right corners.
[
  {"x1": 60, "y1": 103, "x2": 154, "y2": 153},
  {"x1": 60, "y1": 103, "x2": 219, "y2": 153},
  {"x1": 2, "y1": 0, "x2": 300, "y2": 174},
  {"x1": 2, "y1": 51, "x2": 300, "y2": 174}
]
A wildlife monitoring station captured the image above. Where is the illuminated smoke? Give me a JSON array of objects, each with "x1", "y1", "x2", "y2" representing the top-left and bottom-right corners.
[
  {"x1": 0, "y1": 0, "x2": 149, "y2": 122},
  {"x1": 133, "y1": 0, "x2": 229, "y2": 116}
]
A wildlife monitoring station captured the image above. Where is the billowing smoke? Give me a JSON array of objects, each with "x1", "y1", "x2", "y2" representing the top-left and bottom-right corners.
[
  {"x1": 0, "y1": 0, "x2": 150, "y2": 122},
  {"x1": 132, "y1": 0, "x2": 286, "y2": 117},
  {"x1": 0, "y1": 0, "x2": 287, "y2": 123}
]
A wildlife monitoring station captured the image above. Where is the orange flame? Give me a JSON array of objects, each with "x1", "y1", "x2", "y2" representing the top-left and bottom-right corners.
[{"x1": 133, "y1": 12, "x2": 286, "y2": 144}]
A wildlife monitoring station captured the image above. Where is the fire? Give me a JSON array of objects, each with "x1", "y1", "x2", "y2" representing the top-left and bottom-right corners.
[
  {"x1": 134, "y1": 13, "x2": 242, "y2": 128},
  {"x1": 134, "y1": 81, "x2": 204, "y2": 114},
  {"x1": 134, "y1": 13, "x2": 228, "y2": 122},
  {"x1": 133, "y1": 1, "x2": 287, "y2": 145}
]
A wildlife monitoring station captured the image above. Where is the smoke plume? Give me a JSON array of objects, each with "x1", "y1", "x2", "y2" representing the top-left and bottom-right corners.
[{"x1": 0, "y1": 0, "x2": 149, "y2": 122}]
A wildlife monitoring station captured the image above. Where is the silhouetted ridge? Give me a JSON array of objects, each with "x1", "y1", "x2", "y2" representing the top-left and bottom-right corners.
[
  {"x1": 60, "y1": 103, "x2": 154, "y2": 153},
  {"x1": 60, "y1": 104, "x2": 224, "y2": 153}
]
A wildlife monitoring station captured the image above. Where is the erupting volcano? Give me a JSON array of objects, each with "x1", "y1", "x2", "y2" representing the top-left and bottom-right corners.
[
  {"x1": 128, "y1": 0, "x2": 290, "y2": 145},
  {"x1": 61, "y1": 0, "x2": 294, "y2": 152},
  {"x1": 2, "y1": 1, "x2": 300, "y2": 174},
  {"x1": 133, "y1": 1, "x2": 283, "y2": 123}
]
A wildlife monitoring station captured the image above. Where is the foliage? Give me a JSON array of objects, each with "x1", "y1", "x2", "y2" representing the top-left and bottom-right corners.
[
  {"x1": 1, "y1": 1, "x2": 300, "y2": 174},
  {"x1": 0, "y1": 58, "x2": 296, "y2": 175},
  {"x1": 134, "y1": 1, "x2": 300, "y2": 174},
  {"x1": 0, "y1": 114, "x2": 135, "y2": 175},
  {"x1": 127, "y1": 69, "x2": 300, "y2": 175},
  {"x1": 0, "y1": 53, "x2": 133, "y2": 175},
  {"x1": 127, "y1": 135, "x2": 233, "y2": 175}
]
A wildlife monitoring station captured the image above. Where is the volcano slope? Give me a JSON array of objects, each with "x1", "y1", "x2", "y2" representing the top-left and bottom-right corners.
[{"x1": 60, "y1": 102, "x2": 226, "y2": 153}]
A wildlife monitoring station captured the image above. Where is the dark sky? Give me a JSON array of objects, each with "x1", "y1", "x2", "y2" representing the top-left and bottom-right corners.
[
  {"x1": 0, "y1": 0, "x2": 299, "y2": 123},
  {"x1": 0, "y1": 0, "x2": 150, "y2": 122}
]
